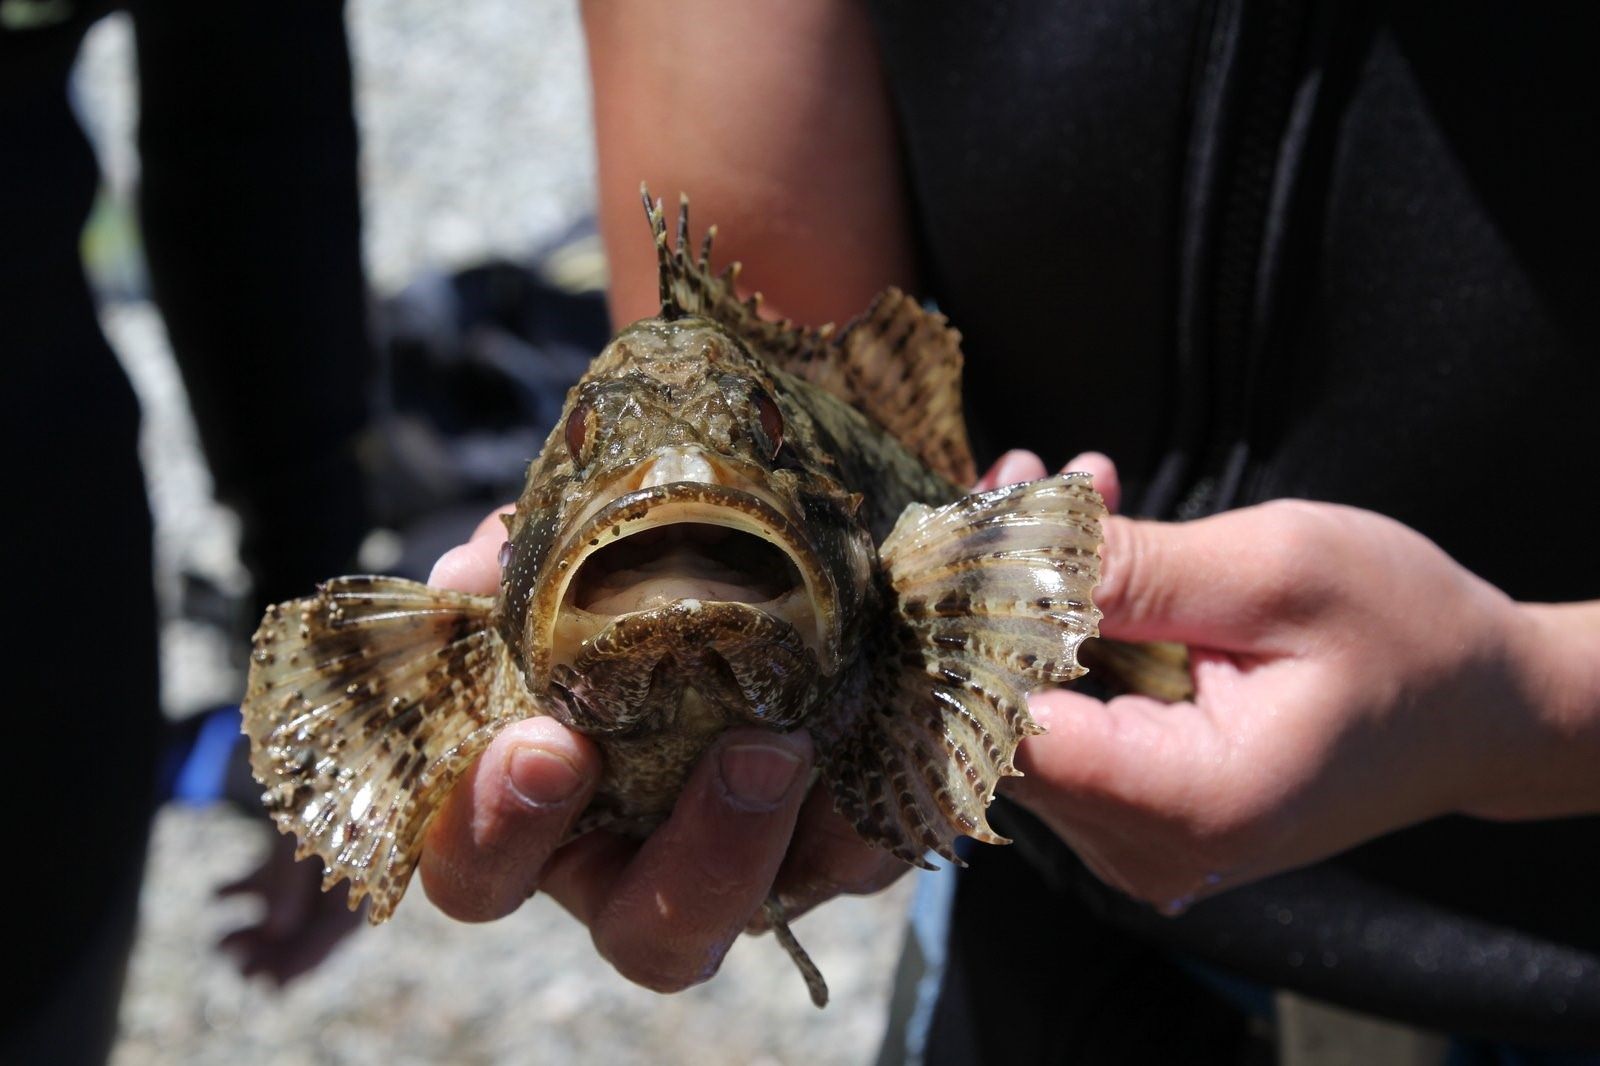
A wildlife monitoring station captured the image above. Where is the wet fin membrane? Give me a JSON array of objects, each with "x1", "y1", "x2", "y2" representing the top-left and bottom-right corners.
[
  {"x1": 817, "y1": 473, "x2": 1105, "y2": 866},
  {"x1": 242, "y1": 576, "x2": 524, "y2": 921}
]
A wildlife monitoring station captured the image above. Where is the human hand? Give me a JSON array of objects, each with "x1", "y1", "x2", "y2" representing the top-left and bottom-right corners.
[
  {"x1": 422, "y1": 508, "x2": 897, "y2": 993},
  {"x1": 219, "y1": 827, "x2": 365, "y2": 983},
  {"x1": 411, "y1": 449, "x2": 1099, "y2": 990},
  {"x1": 993, "y1": 450, "x2": 1590, "y2": 915}
]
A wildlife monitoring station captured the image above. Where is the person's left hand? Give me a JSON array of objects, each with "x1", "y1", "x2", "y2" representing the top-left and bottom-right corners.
[{"x1": 990, "y1": 451, "x2": 1596, "y2": 915}]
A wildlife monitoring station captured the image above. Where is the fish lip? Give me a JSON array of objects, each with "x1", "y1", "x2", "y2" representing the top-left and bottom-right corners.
[{"x1": 528, "y1": 481, "x2": 840, "y2": 684}]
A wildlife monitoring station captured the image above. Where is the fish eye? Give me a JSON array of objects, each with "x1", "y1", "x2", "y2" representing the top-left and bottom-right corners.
[
  {"x1": 565, "y1": 399, "x2": 595, "y2": 463},
  {"x1": 752, "y1": 388, "x2": 784, "y2": 458}
]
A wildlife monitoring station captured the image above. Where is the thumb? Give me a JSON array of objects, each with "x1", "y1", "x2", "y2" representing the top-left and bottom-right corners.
[
  {"x1": 1008, "y1": 688, "x2": 1200, "y2": 815},
  {"x1": 1095, "y1": 508, "x2": 1301, "y2": 649}
]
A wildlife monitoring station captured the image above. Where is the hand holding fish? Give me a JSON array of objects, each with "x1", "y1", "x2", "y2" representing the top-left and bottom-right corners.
[
  {"x1": 240, "y1": 197, "x2": 1113, "y2": 1005},
  {"x1": 420, "y1": 507, "x2": 825, "y2": 991},
  {"x1": 993, "y1": 453, "x2": 1600, "y2": 916},
  {"x1": 239, "y1": 195, "x2": 1597, "y2": 1006},
  {"x1": 404, "y1": 450, "x2": 1106, "y2": 992}
]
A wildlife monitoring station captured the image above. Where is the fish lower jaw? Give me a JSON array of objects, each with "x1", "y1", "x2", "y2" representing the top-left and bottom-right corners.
[
  {"x1": 544, "y1": 597, "x2": 821, "y2": 733},
  {"x1": 548, "y1": 585, "x2": 817, "y2": 665}
]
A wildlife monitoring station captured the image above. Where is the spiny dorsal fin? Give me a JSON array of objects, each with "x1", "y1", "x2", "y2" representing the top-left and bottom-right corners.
[
  {"x1": 642, "y1": 186, "x2": 976, "y2": 486},
  {"x1": 242, "y1": 576, "x2": 524, "y2": 922},
  {"x1": 643, "y1": 186, "x2": 824, "y2": 363}
]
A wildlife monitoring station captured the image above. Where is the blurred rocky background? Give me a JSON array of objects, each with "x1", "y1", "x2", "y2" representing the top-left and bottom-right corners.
[{"x1": 72, "y1": 4, "x2": 915, "y2": 1063}]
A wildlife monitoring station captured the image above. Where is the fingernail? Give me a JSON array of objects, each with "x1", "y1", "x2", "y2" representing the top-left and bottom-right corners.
[
  {"x1": 508, "y1": 745, "x2": 583, "y2": 808},
  {"x1": 719, "y1": 742, "x2": 802, "y2": 810}
]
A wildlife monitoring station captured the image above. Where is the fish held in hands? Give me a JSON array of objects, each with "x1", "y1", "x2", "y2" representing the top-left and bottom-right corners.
[{"x1": 242, "y1": 189, "x2": 1137, "y2": 1007}]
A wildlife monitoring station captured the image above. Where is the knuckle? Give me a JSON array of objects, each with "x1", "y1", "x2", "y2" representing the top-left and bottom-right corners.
[
  {"x1": 1094, "y1": 516, "x2": 1146, "y2": 620},
  {"x1": 1252, "y1": 504, "x2": 1324, "y2": 577},
  {"x1": 1237, "y1": 501, "x2": 1343, "y2": 617}
]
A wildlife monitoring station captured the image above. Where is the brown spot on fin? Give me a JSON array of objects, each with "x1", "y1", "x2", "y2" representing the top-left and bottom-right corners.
[
  {"x1": 810, "y1": 289, "x2": 974, "y2": 486},
  {"x1": 640, "y1": 186, "x2": 975, "y2": 485},
  {"x1": 242, "y1": 576, "x2": 523, "y2": 922},
  {"x1": 816, "y1": 474, "x2": 1105, "y2": 866}
]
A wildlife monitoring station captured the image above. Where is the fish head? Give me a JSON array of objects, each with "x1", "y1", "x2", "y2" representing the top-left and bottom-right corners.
[{"x1": 499, "y1": 316, "x2": 875, "y2": 736}]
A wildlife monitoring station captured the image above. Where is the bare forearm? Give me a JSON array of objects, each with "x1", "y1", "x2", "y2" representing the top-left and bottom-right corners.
[{"x1": 581, "y1": 0, "x2": 915, "y2": 327}]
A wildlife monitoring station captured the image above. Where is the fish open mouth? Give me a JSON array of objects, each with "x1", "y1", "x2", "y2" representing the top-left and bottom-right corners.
[
  {"x1": 538, "y1": 481, "x2": 837, "y2": 678},
  {"x1": 570, "y1": 523, "x2": 803, "y2": 615}
]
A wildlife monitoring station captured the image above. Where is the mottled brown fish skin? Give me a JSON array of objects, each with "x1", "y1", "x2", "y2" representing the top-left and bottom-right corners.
[
  {"x1": 495, "y1": 315, "x2": 937, "y2": 824},
  {"x1": 240, "y1": 191, "x2": 1127, "y2": 1010}
]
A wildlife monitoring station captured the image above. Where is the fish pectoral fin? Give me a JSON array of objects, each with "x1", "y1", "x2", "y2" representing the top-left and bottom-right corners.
[
  {"x1": 817, "y1": 474, "x2": 1105, "y2": 866},
  {"x1": 242, "y1": 576, "x2": 522, "y2": 923},
  {"x1": 640, "y1": 187, "x2": 974, "y2": 486}
]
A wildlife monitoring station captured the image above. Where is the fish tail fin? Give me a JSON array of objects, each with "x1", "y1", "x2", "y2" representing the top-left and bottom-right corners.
[
  {"x1": 761, "y1": 899, "x2": 829, "y2": 1009},
  {"x1": 242, "y1": 576, "x2": 519, "y2": 922},
  {"x1": 816, "y1": 474, "x2": 1105, "y2": 866}
]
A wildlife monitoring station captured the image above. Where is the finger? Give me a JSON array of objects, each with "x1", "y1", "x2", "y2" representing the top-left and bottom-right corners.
[
  {"x1": 263, "y1": 834, "x2": 328, "y2": 939},
  {"x1": 216, "y1": 833, "x2": 318, "y2": 939},
  {"x1": 1007, "y1": 689, "x2": 1221, "y2": 904},
  {"x1": 764, "y1": 786, "x2": 908, "y2": 924},
  {"x1": 973, "y1": 449, "x2": 1047, "y2": 492},
  {"x1": 428, "y1": 539, "x2": 501, "y2": 596},
  {"x1": 1062, "y1": 451, "x2": 1120, "y2": 514},
  {"x1": 1007, "y1": 688, "x2": 1211, "y2": 820},
  {"x1": 538, "y1": 830, "x2": 640, "y2": 928},
  {"x1": 1095, "y1": 507, "x2": 1317, "y2": 648},
  {"x1": 473, "y1": 504, "x2": 517, "y2": 541},
  {"x1": 419, "y1": 716, "x2": 602, "y2": 921},
  {"x1": 569, "y1": 728, "x2": 812, "y2": 993},
  {"x1": 427, "y1": 505, "x2": 517, "y2": 595}
]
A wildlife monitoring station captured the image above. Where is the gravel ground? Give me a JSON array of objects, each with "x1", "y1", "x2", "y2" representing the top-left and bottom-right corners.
[
  {"x1": 73, "y1": 5, "x2": 918, "y2": 1063},
  {"x1": 114, "y1": 805, "x2": 911, "y2": 1066}
]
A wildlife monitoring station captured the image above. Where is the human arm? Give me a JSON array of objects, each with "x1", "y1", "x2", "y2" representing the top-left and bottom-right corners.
[{"x1": 582, "y1": 0, "x2": 916, "y2": 327}]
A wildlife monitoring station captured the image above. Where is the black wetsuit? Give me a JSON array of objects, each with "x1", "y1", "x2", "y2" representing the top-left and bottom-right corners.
[
  {"x1": 866, "y1": 0, "x2": 1599, "y2": 1055},
  {"x1": 1, "y1": 4, "x2": 367, "y2": 1061}
]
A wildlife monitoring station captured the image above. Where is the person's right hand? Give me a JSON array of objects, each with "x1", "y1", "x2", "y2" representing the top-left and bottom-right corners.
[{"x1": 420, "y1": 508, "x2": 828, "y2": 992}]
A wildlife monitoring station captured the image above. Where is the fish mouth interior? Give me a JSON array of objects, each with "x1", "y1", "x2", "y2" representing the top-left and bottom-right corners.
[
  {"x1": 539, "y1": 481, "x2": 835, "y2": 675},
  {"x1": 570, "y1": 522, "x2": 803, "y2": 615}
]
